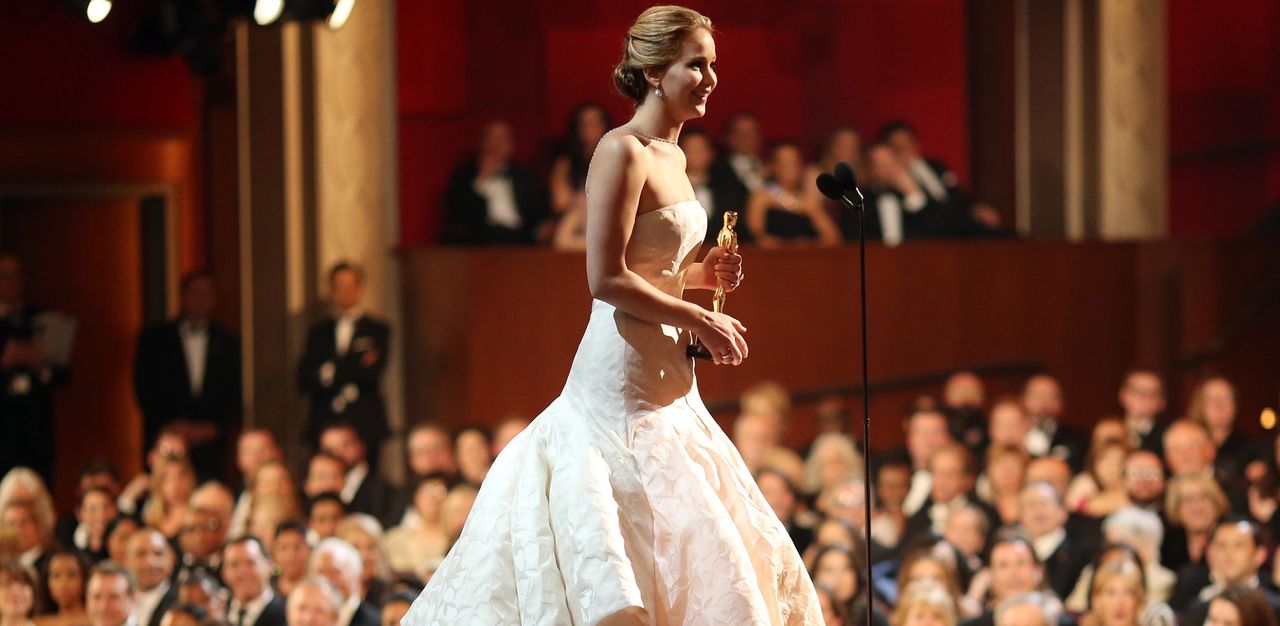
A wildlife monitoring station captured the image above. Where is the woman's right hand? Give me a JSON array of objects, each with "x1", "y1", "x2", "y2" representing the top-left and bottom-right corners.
[{"x1": 693, "y1": 310, "x2": 748, "y2": 365}]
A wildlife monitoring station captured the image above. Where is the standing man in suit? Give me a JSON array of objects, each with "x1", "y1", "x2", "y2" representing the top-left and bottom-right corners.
[
  {"x1": 134, "y1": 271, "x2": 242, "y2": 481},
  {"x1": 222, "y1": 536, "x2": 286, "y2": 626},
  {"x1": 0, "y1": 253, "x2": 70, "y2": 485},
  {"x1": 299, "y1": 263, "x2": 390, "y2": 470}
]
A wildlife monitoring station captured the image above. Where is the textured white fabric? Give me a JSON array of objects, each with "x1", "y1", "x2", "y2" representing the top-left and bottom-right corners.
[{"x1": 403, "y1": 200, "x2": 821, "y2": 626}]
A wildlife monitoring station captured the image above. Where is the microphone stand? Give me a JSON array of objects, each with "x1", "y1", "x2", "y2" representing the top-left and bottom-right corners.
[{"x1": 833, "y1": 187, "x2": 873, "y2": 626}]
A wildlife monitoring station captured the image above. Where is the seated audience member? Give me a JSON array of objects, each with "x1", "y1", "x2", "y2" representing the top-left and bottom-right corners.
[
  {"x1": 1018, "y1": 481, "x2": 1094, "y2": 601},
  {"x1": 229, "y1": 430, "x2": 283, "y2": 537},
  {"x1": 894, "y1": 580, "x2": 960, "y2": 626},
  {"x1": 755, "y1": 468, "x2": 814, "y2": 556},
  {"x1": 157, "y1": 604, "x2": 206, "y2": 626},
  {"x1": 808, "y1": 125, "x2": 867, "y2": 241},
  {"x1": 172, "y1": 571, "x2": 222, "y2": 620},
  {"x1": 548, "y1": 103, "x2": 610, "y2": 250},
  {"x1": 880, "y1": 120, "x2": 1002, "y2": 232},
  {"x1": 307, "y1": 539, "x2": 377, "y2": 626},
  {"x1": 404, "y1": 424, "x2": 456, "y2": 483},
  {"x1": 36, "y1": 550, "x2": 91, "y2": 626},
  {"x1": 490, "y1": 417, "x2": 528, "y2": 457},
  {"x1": 1064, "y1": 440, "x2": 1132, "y2": 518},
  {"x1": 133, "y1": 271, "x2": 241, "y2": 482},
  {"x1": 221, "y1": 537, "x2": 285, "y2": 626},
  {"x1": 377, "y1": 591, "x2": 416, "y2": 626},
  {"x1": 710, "y1": 113, "x2": 766, "y2": 202},
  {"x1": 104, "y1": 518, "x2": 140, "y2": 566},
  {"x1": 864, "y1": 142, "x2": 982, "y2": 246},
  {"x1": 1160, "y1": 473, "x2": 1229, "y2": 576},
  {"x1": 1101, "y1": 508, "x2": 1175, "y2": 604},
  {"x1": 304, "y1": 455, "x2": 347, "y2": 500},
  {"x1": 381, "y1": 474, "x2": 451, "y2": 577},
  {"x1": 334, "y1": 516, "x2": 388, "y2": 609},
  {"x1": 745, "y1": 142, "x2": 841, "y2": 247},
  {"x1": 681, "y1": 128, "x2": 746, "y2": 245},
  {"x1": 141, "y1": 458, "x2": 197, "y2": 540},
  {"x1": 815, "y1": 478, "x2": 893, "y2": 566},
  {"x1": 905, "y1": 444, "x2": 998, "y2": 541},
  {"x1": 285, "y1": 578, "x2": 343, "y2": 626},
  {"x1": 871, "y1": 453, "x2": 911, "y2": 550},
  {"x1": 117, "y1": 432, "x2": 189, "y2": 518},
  {"x1": 56, "y1": 462, "x2": 122, "y2": 551},
  {"x1": 452, "y1": 427, "x2": 492, "y2": 487},
  {"x1": 991, "y1": 592, "x2": 1062, "y2": 626},
  {"x1": 86, "y1": 563, "x2": 138, "y2": 626},
  {"x1": 902, "y1": 409, "x2": 955, "y2": 517},
  {"x1": 1161, "y1": 420, "x2": 1217, "y2": 481},
  {"x1": 809, "y1": 545, "x2": 888, "y2": 626},
  {"x1": 896, "y1": 546, "x2": 964, "y2": 610},
  {"x1": 3, "y1": 499, "x2": 53, "y2": 573},
  {"x1": 124, "y1": 529, "x2": 176, "y2": 626},
  {"x1": 961, "y1": 530, "x2": 1045, "y2": 626},
  {"x1": 270, "y1": 520, "x2": 310, "y2": 599},
  {"x1": 70, "y1": 488, "x2": 116, "y2": 562},
  {"x1": 1083, "y1": 558, "x2": 1174, "y2": 626},
  {"x1": 804, "y1": 433, "x2": 865, "y2": 496},
  {"x1": 0, "y1": 561, "x2": 39, "y2": 626},
  {"x1": 1021, "y1": 375, "x2": 1087, "y2": 471},
  {"x1": 1206, "y1": 584, "x2": 1280, "y2": 626},
  {"x1": 319, "y1": 425, "x2": 397, "y2": 527},
  {"x1": 440, "y1": 485, "x2": 478, "y2": 544},
  {"x1": 1178, "y1": 518, "x2": 1280, "y2": 624},
  {"x1": 942, "y1": 371, "x2": 988, "y2": 451},
  {"x1": 732, "y1": 412, "x2": 791, "y2": 477},
  {"x1": 441, "y1": 120, "x2": 546, "y2": 246},
  {"x1": 977, "y1": 445, "x2": 1029, "y2": 526},
  {"x1": 175, "y1": 484, "x2": 234, "y2": 582},
  {"x1": 0, "y1": 468, "x2": 57, "y2": 563},
  {"x1": 943, "y1": 504, "x2": 990, "y2": 577},
  {"x1": 1121, "y1": 451, "x2": 1166, "y2": 514},
  {"x1": 1065, "y1": 542, "x2": 1175, "y2": 624},
  {"x1": 1117, "y1": 371, "x2": 1168, "y2": 456},
  {"x1": 986, "y1": 399, "x2": 1031, "y2": 455},
  {"x1": 1184, "y1": 377, "x2": 1262, "y2": 482},
  {"x1": 246, "y1": 492, "x2": 300, "y2": 553},
  {"x1": 306, "y1": 495, "x2": 347, "y2": 545}
]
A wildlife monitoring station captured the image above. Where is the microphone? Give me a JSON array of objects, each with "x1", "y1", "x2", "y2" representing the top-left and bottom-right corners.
[{"x1": 816, "y1": 161, "x2": 864, "y2": 210}]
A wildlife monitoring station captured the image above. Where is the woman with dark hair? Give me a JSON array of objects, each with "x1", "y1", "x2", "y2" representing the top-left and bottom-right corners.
[
  {"x1": 810, "y1": 544, "x2": 887, "y2": 626},
  {"x1": 34, "y1": 551, "x2": 88, "y2": 626},
  {"x1": 1207, "y1": 583, "x2": 1280, "y2": 626},
  {"x1": 403, "y1": 5, "x2": 820, "y2": 624},
  {"x1": 745, "y1": 142, "x2": 841, "y2": 247},
  {"x1": 550, "y1": 102, "x2": 612, "y2": 250}
]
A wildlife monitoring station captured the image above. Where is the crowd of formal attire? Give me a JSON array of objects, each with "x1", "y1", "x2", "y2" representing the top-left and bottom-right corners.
[
  {"x1": 440, "y1": 107, "x2": 1010, "y2": 251},
  {"x1": 4, "y1": 363, "x2": 1279, "y2": 626}
]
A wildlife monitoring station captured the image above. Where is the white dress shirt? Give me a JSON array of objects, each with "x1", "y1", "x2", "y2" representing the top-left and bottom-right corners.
[
  {"x1": 908, "y1": 158, "x2": 951, "y2": 202},
  {"x1": 473, "y1": 173, "x2": 521, "y2": 230},
  {"x1": 179, "y1": 320, "x2": 209, "y2": 397},
  {"x1": 228, "y1": 588, "x2": 275, "y2": 626},
  {"x1": 133, "y1": 581, "x2": 170, "y2": 626},
  {"x1": 341, "y1": 462, "x2": 369, "y2": 504},
  {"x1": 903, "y1": 470, "x2": 932, "y2": 516},
  {"x1": 1031, "y1": 527, "x2": 1066, "y2": 562},
  {"x1": 338, "y1": 595, "x2": 361, "y2": 626},
  {"x1": 728, "y1": 153, "x2": 764, "y2": 192},
  {"x1": 335, "y1": 313, "x2": 359, "y2": 357}
]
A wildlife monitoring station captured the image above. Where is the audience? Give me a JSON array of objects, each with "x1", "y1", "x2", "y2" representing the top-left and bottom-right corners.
[
  {"x1": 745, "y1": 142, "x2": 841, "y2": 247},
  {"x1": 441, "y1": 120, "x2": 546, "y2": 246}
]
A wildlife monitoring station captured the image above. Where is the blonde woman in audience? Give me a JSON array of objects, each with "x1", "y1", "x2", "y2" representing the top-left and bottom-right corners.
[
  {"x1": 0, "y1": 469, "x2": 57, "y2": 553},
  {"x1": 2, "y1": 501, "x2": 51, "y2": 573},
  {"x1": 334, "y1": 515, "x2": 388, "y2": 603},
  {"x1": 0, "y1": 561, "x2": 39, "y2": 626},
  {"x1": 1163, "y1": 474, "x2": 1230, "y2": 569},
  {"x1": 804, "y1": 433, "x2": 865, "y2": 495},
  {"x1": 1065, "y1": 440, "x2": 1132, "y2": 517},
  {"x1": 1080, "y1": 560, "x2": 1171, "y2": 626},
  {"x1": 1066, "y1": 542, "x2": 1175, "y2": 623},
  {"x1": 246, "y1": 495, "x2": 297, "y2": 552},
  {"x1": 896, "y1": 548, "x2": 962, "y2": 609},
  {"x1": 892, "y1": 580, "x2": 959, "y2": 626},
  {"x1": 381, "y1": 475, "x2": 451, "y2": 576},
  {"x1": 251, "y1": 461, "x2": 300, "y2": 511},
  {"x1": 141, "y1": 457, "x2": 196, "y2": 538},
  {"x1": 34, "y1": 550, "x2": 90, "y2": 626},
  {"x1": 977, "y1": 445, "x2": 1029, "y2": 525}
]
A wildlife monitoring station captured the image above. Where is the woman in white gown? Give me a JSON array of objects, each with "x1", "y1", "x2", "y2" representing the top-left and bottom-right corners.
[{"x1": 401, "y1": 6, "x2": 823, "y2": 625}]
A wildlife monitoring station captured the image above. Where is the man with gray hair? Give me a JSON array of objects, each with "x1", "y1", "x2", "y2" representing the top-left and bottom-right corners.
[
  {"x1": 993, "y1": 591, "x2": 1061, "y2": 626},
  {"x1": 287, "y1": 577, "x2": 344, "y2": 626},
  {"x1": 307, "y1": 538, "x2": 378, "y2": 626},
  {"x1": 87, "y1": 562, "x2": 139, "y2": 626}
]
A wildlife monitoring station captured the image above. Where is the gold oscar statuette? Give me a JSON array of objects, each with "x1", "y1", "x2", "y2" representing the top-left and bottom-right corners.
[{"x1": 687, "y1": 211, "x2": 740, "y2": 361}]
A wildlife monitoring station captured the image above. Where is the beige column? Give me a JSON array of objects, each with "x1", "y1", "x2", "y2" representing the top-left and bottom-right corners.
[
  {"x1": 1097, "y1": 0, "x2": 1167, "y2": 238},
  {"x1": 311, "y1": 0, "x2": 404, "y2": 478}
]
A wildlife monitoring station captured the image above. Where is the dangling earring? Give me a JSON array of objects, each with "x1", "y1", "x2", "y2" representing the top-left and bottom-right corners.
[{"x1": 654, "y1": 87, "x2": 662, "y2": 98}]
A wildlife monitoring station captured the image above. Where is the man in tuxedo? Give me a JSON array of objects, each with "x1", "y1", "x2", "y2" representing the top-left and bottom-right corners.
[
  {"x1": 308, "y1": 538, "x2": 379, "y2": 626},
  {"x1": 441, "y1": 120, "x2": 547, "y2": 246},
  {"x1": 299, "y1": 263, "x2": 391, "y2": 469},
  {"x1": 1022, "y1": 375, "x2": 1087, "y2": 472},
  {"x1": 229, "y1": 429, "x2": 283, "y2": 536},
  {"x1": 134, "y1": 271, "x2": 241, "y2": 480},
  {"x1": 174, "y1": 483, "x2": 234, "y2": 582},
  {"x1": 0, "y1": 253, "x2": 70, "y2": 484},
  {"x1": 87, "y1": 562, "x2": 139, "y2": 626},
  {"x1": 879, "y1": 120, "x2": 1004, "y2": 236},
  {"x1": 865, "y1": 143, "x2": 974, "y2": 245},
  {"x1": 942, "y1": 371, "x2": 988, "y2": 452},
  {"x1": 1179, "y1": 518, "x2": 1280, "y2": 623},
  {"x1": 681, "y1": 128, "x2": 750, "y2": 245},
  {"x1": 901, "y1": 408, "x2": 954, "y2": 517},
  {"x1": 960, "y1": 531, "x2": 1050, "y2": 626},
  {"x1": 1018, "y1": 481, "x2": 1095, "y2": 601},
  {"x1": 709, "y1": 114, "x2": 764, "y2": 242},
  {"x1": 126, "y1": 529, "x2": 177, "y2": 626},
  {"x1": 222, "y1": 537, "x2": 286, "y2": 626},
  {"x1": 319, "y1": 423, "x2": 398, "y2": 527},
  {"x1": 1119, "y1": 370, "x2": 1168, "y2": 456},
  {"x1": 287, "y1": 578, "x2": 343, "y2": 626},
  {"x1": 904, "y1": 444, "x2": 999, "y2": 544}
]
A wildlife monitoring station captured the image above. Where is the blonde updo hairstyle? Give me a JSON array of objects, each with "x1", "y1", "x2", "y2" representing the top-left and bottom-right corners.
[{"x1": 613, "y1": 5, "x2": 714, "y2": 107}]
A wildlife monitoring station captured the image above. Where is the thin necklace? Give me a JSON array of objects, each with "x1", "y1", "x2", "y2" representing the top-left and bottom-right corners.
[{"x1": 628, "y1": 126, "x2": 678, "y2": 145}]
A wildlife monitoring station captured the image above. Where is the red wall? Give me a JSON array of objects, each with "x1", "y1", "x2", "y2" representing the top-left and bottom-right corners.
[
  {"x1": 1168, "y1": 0, "x2": 1280, "y2": 237},
  {"x1": 397, "y1": 0, "x2": 970, "y2": 247}
]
